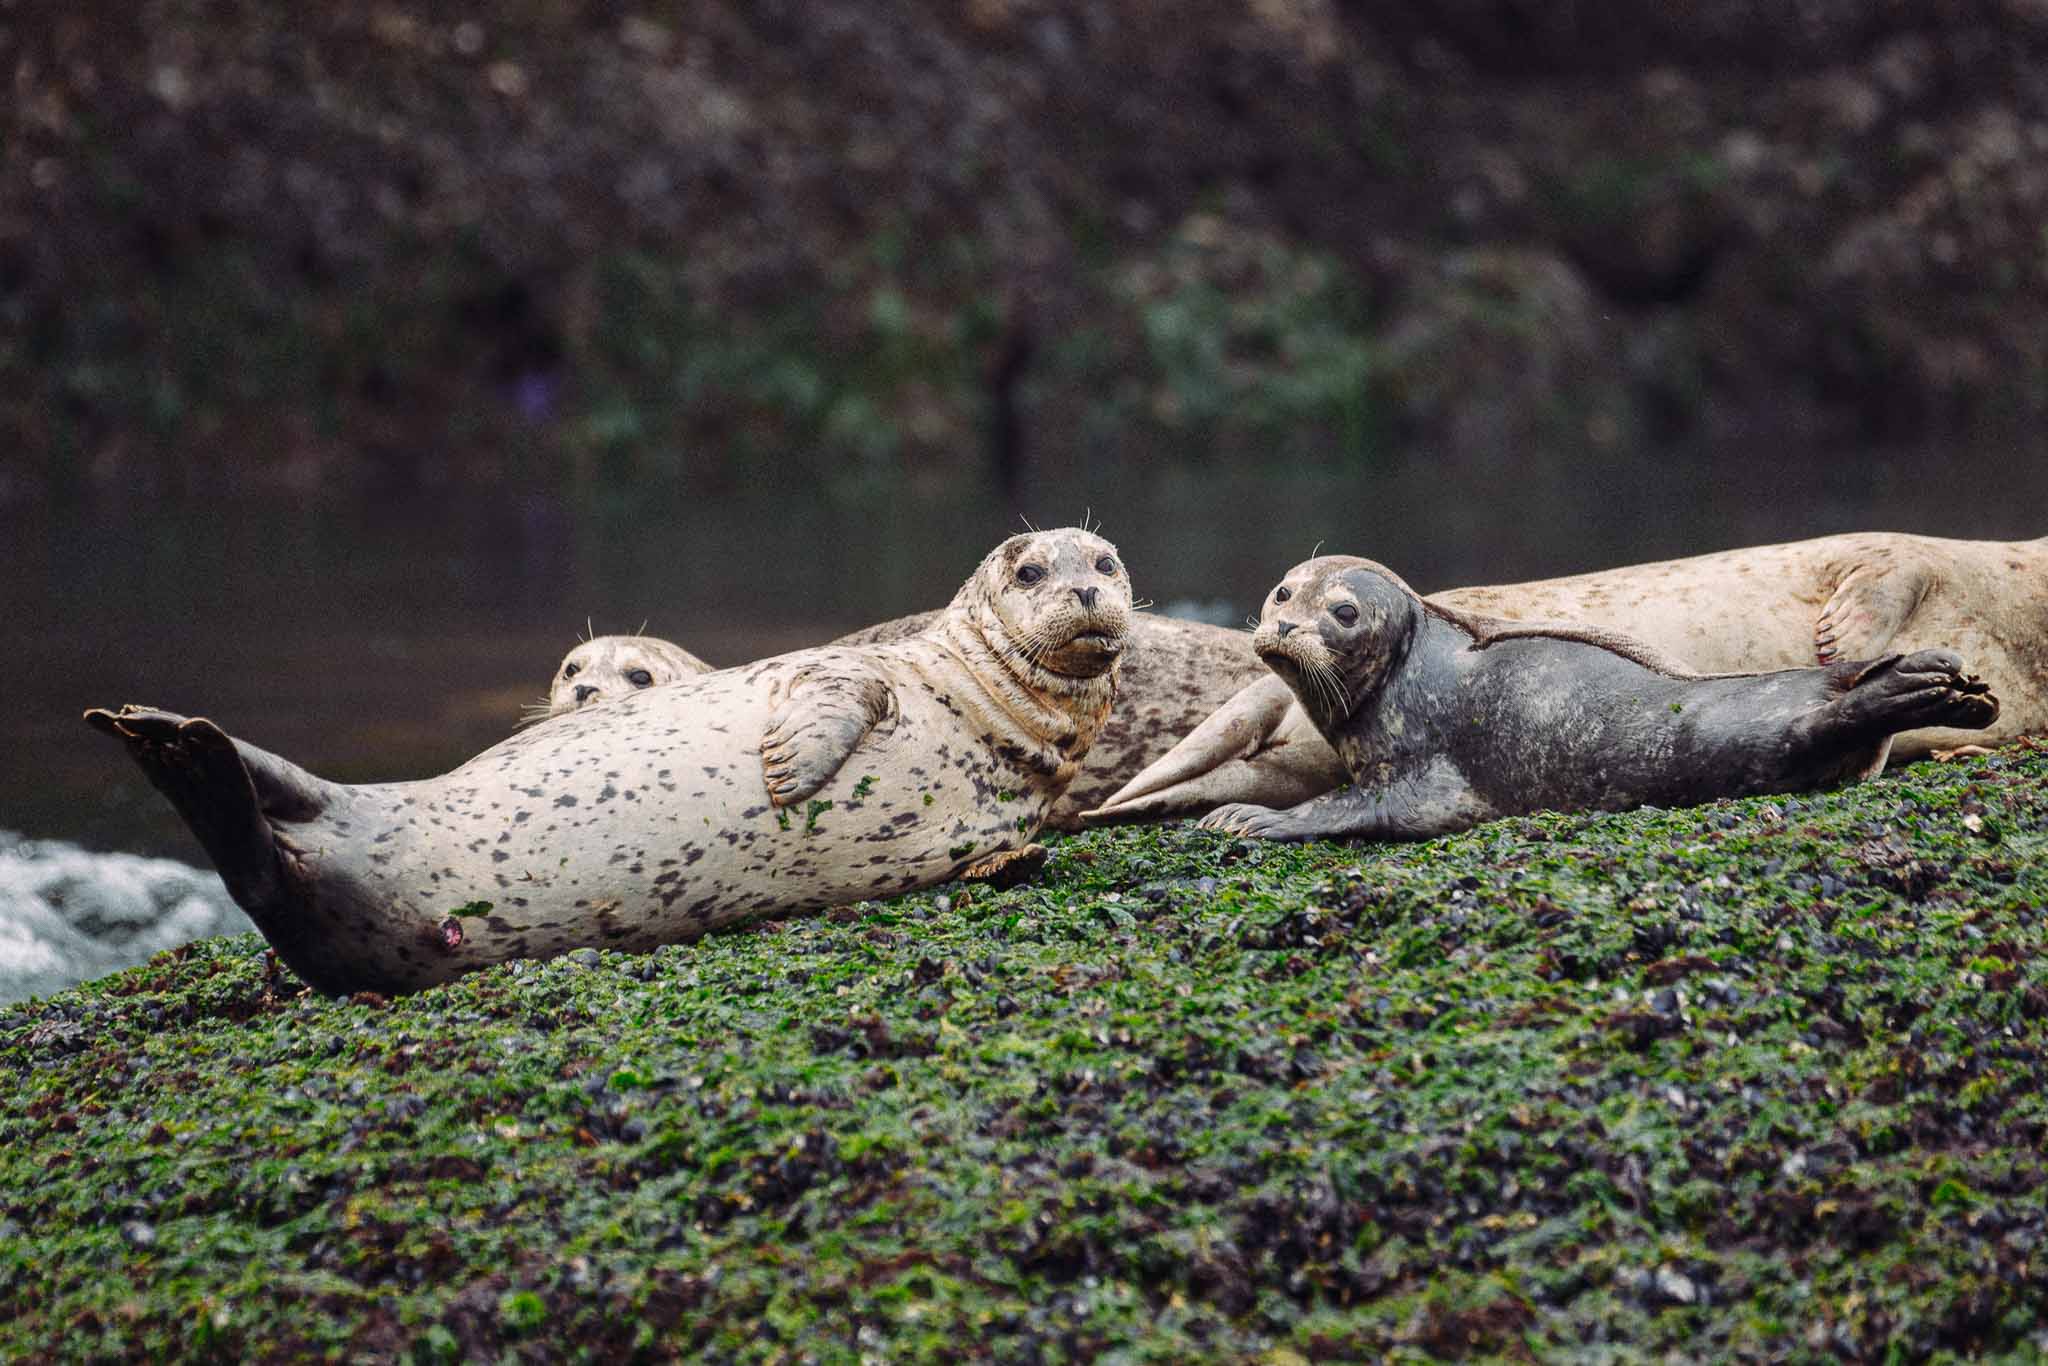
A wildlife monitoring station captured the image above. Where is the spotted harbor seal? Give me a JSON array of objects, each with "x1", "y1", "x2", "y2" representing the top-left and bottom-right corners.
[
  {"x1": 1191, "y1": 555, "x2": 1998, "y2": 842},
  {"x1": 1090, "y1": 531, "x2": 2046, "y2": 822},
  {"x1": 530, "y1": 633, "x2": 712, "y2": 724},
  {"x1": 86, "y1": 528, "x2": 1132, "y2": 995}
]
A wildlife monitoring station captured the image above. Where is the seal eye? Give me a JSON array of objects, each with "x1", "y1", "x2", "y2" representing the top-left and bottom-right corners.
[
  {"x1": 1332, "y1": 604, "x2": 1359, "y2": 628},
  {"x1": 562, "y1": 663, "x2": 581, "y2": 679},
  {"x1": 1094, "y1": 555, "x2": 1117, "y2": 575},
  {"x1": 1274, "y1": 587, "x2": 1292, "y2": 604},
  {"x1": 1016, "y1": 564, "x2": 1045, "y2": 585},
  {"x1": 626, "y1": 669, "x2": 654, "y2": 688}
]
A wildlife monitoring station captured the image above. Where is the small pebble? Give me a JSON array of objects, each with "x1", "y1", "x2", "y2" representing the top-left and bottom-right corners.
[{"x1": 1655, "y1": 1266, "x2": 1698, "y2": 1305}]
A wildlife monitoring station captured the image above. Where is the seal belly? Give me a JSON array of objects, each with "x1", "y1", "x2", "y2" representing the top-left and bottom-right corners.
[{"x1": 339, "y1": 662, "x2": 1045, "y2": 976}]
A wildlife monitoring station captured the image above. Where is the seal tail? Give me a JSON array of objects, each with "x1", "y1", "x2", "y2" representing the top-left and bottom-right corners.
[{"x1": 84, "y1": 705, "x2": 338, "y2": 914}]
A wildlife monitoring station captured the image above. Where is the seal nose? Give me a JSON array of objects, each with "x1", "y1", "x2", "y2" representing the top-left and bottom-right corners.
[
  {"x1": 1073, "y1": 586, "x2": 1099, "y2": 609},
  {"x1": 573, "y1": 684, "x2": 599, "y2": 704},
  {"x1": 1276, "y1": 621, "x2": 1298, "y2": 637}
]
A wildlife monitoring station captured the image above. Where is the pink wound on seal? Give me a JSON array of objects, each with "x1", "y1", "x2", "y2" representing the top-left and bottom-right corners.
[{"x1": 440, "y1": 917, "x2": 464, "y2": 950}]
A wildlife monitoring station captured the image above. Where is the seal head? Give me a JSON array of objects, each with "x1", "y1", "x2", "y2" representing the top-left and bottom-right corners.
[
  {"x1": 958, "y1": 530, "x2": 1131, "y2": 681},
  {"x1": 1250, "y1": 556, "x2": 1423, "y2": 733},
  {"x1": 539, "y1": 634, "x2": 713, "y2": 721}
]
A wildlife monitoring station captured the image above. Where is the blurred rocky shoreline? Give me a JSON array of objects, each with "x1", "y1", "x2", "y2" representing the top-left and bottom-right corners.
[{"x1": 6, "y1": 1, "x2": 2046, "y2": 506}]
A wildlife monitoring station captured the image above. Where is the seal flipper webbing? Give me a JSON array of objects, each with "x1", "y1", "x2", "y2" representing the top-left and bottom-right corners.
[
  {"x1": 1814, "y1": 561, "x2": 1931, "y2": 664},
  {"x1": 83, "y1": 705, "x2": 312, "y2": 913},
  {"x1": 759, "y1": 669, "x2": 898, "y2": 808},
  {"x1": 1817, "y1": 649, "x2": 1998, "y2": 734},
  {"x1": 1795, "y1": 650, "x2": 1999, "y2": 782}
]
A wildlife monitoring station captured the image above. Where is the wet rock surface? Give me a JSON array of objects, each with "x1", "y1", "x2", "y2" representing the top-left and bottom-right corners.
[{"x1": 4, "y1": 746, "x2": 2045, "y2": 1357}]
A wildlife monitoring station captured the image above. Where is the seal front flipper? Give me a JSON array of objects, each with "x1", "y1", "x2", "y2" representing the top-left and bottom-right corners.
[
  {"x1": 1814, "y1": 561, "x2": 1931, "y2": 664},
  {"x1": 83, "y1": 705, "x2": 339, "y2": 911},
  {"x1": 1197, "y1": 759, "x2": 1489, "y2": 843},
  {"x1": 759, "y1": 667, "x2": 899, "y2": 808},
  {"x1": 959, "y1": 843, "x2": 1049, "y2": 889}
]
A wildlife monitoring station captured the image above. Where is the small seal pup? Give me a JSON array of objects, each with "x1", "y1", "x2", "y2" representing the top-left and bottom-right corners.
[
  {"x1": 531, "y1": 634, "x2": 712, "y2": 723},
  {"x1": 85, "y1": 528, "x2": 1132, "y2": 995},
  {"x1": 1193, "y1": 555, "x2": 1998, "y2": 842},
  {"x1": 1089, "y1": 531, "x2": 2048, "y2": 821}
]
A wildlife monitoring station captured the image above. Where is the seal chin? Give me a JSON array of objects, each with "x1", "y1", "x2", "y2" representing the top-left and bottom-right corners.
[
  {"x1": 1041, "y1": 629, "x2": 1125, "y2": 678},
  {"x1": 1253, "y1": 636, "x2": 1314, "y2": 675}
]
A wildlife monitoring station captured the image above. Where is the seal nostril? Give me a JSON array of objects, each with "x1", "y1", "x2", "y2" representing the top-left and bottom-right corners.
[
  {"x1": 1074, "y1": 586, "x2": 1098, "y2": 609},
  {"x1": 573, "y1": 684, "x2": 598, "y2": 704},
  {"x1": 1276, "y1": 621, "x2": 1297, "y2": 637}
]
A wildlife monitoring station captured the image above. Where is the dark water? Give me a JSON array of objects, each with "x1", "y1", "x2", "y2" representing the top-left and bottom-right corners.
[{"x1": 3, "y1": 440, "x2": 2041, "y2": 860}]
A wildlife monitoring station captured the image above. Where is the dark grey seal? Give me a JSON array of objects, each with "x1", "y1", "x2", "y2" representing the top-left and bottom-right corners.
[{"x1": 1199, "y1": 555, "x2": 2000, "y2": 842}]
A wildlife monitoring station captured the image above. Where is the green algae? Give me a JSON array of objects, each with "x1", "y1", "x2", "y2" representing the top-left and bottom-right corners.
[{"x1": 4, "y1": 748, "x2": 2047, "y2": 1360}]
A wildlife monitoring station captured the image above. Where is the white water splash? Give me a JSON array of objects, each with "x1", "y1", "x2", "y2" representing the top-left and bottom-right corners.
[{"x1": 0, "y1": 831, "x2": 253, "y2": 1006}]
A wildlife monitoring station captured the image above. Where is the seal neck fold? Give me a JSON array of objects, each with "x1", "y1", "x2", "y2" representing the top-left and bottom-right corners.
[{"x1": 932, "y1": 607, "x2": 1117, "y2": 759}]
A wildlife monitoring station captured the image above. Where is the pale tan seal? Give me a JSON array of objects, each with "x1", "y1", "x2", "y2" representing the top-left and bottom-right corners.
[
  {"x1": 532, "y1": 634, "x2": 712, "y2": 723},
  {"x1": 1091, "y1": 531, "x2": 2048, "y2": 822},
  {"x1": 1195, "y1": 556, "x2": 1999, "y2": 842},
  {"x1": 85, "y1": 528, "x2": 1131, "y2": 996}
]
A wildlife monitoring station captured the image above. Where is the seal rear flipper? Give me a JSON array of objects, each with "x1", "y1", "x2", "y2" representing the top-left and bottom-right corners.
[
  {"x1": 759, "y1": 669, "x2": 898, "y2": 808},
  {"x1": 84, "y1": 706, "x2": 301, "y2": 912},
  {"x1": 1814, "y1": 561, "x2": 1930, "y2": 664},
  {"x1": 1807, "y1": 651, "x2": 1999, "y2": 767},
  {"x1": 1085, "y1": 674, "x2": 1309, "y2": 818}
]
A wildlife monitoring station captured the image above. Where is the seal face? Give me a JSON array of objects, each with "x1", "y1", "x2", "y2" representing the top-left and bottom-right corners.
[
  {"x1": 1090, "y1": 531, "x2": 2048, "y2": 822},
  {"x1": 1194, "y1": 555, "x2": 1999, "y2": 843},
  {"x1": 537, "y1": 634, "x2": 713, "y2": 722},
  {"x1": 87, "y1": 528, "x2": 1133, "y2": 995}
]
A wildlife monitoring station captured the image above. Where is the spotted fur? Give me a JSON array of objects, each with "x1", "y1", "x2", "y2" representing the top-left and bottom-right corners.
[{"x1": 87, "y1": 529, "x2": 1132, "y2": 995}]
